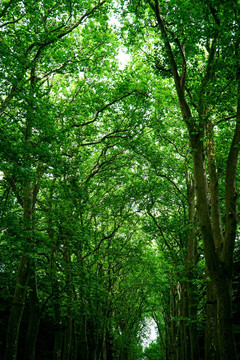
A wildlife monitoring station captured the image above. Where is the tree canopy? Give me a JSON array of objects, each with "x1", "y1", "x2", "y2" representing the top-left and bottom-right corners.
[{"x1": 0, "y1": 1, "x2": 240, "y2": 360}]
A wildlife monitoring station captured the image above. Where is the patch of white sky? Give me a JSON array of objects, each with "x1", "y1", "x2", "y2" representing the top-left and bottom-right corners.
[
  {"x1": 107, "y1": 1, "x2": 160, "y2": 72},
  {"x1": 107, "y1": 5, "x2": 131, "y2": 70},
  {"x1": 141, "y1": 318, "x2": 158, "y2": 350}
]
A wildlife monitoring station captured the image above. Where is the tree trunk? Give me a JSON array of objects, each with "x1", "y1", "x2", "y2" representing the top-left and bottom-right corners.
[
  {"x1": 79, "y1": 315, "x2": 89, "y2": 360},
  {"x1": 62, "y1": 316, "x2": 73, "y2": 360},
  {"x1": 178, "y1": 282, "x2": 187, "y2": 360},
  {"x1": 163, "y1": 310, "x2": 171, "y2": 360},
  {"x1": 53, "y1": 328, "x2": 63, "y2": 360},
  {"x1": 5, "y1": 184, "x2": 33, "y2": 360},
  {"x1": 205, "y1": 269, "x2": 219, "y2": 360},
  {"x1": 182, "y1": 283, "x2": 191, "y2": 360},
  {"x1": 186, "y1": 176, "x2": 199, "y2": 360},
  {"x1": 52, "y1": 274, "x2": 63, "y2": 360},
  {"x1": 187, "y1": 280, "x2": 199, "y2": 360},
  {"x1": 47, "y1": 186, "x2": 64, "y2": 360},
  {"x1": 62, "y1": 240, "x2": 73, "y2": 360},
  {"x1": 190, "y1": 133, "x2": 238, "y2": 360},
  {"x1": 215, "y1": 275, "x2": 237, "y2": 360},
  {"x1": 71, "y1": 321, "x2": 78, "y2": 360},
  {"x1": 4, "y1": 255, "x2": 30, "y2": 360},
  {"x1": 169, "y1": 287, "x2": 177, "y2": 360},
  {"x1": 24, "y1": 270, "x2": 41, "y2": 360}
]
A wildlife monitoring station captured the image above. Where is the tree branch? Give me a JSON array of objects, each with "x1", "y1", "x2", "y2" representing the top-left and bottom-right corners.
[
  {"x1": 3, "y1": 172, "x2": 23, "y2": 207},
  {"x1": 71, "y1": 90, "x2": 145, "y2": 128},
  {"x1": 206, "y1": 118, "x2": 223, "y2": 250},
  {"x1": 0, "y1": 16, "x2": 22, "y2": 28},
  {"x1": 82, "y1": 224, "x2": 121, "y2": 260},
  {"x1": 147, "y1": 211, "x2": 174, "y2": 250},
  {"x1": 27, "y1": 1, "x2": 107, "y2": 61},
  {"x1": 223, "y1": 74, "x2": 240, "y2": 267},
  {"x1": 148, "y1": 0, "x2": 192, "y2": 124}
]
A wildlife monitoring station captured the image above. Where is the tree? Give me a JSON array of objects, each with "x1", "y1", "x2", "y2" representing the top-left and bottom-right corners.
[{"x1": 119, "y1": 0, "x2": 240, "y2": 358}]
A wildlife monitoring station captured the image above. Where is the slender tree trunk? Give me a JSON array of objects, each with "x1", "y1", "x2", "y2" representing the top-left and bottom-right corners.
[
  {"x1": 52, "y1": 271, "x2": 64, "y2": 360},
  {"x1": 45, "y1": 179, "x2": 64, "y2": 360},
  {"x1": 169, "y1": 287, "x2": 177, "y2": 360},
  {"x1": 79, "y1": 315, "x2": 89, "y2": 360},
  {"x1": 106, "y1": 331, "x2": 113, "y2": 360},
  {"x1": 4, "y1": 255, "x2": 30, "y2": 360},
  {"x1": 178, "y1": 282, "x2": 186, "y2": 360},
  {"x1": 5, "y1": 186, "x2": 33, "y2": 360},
  {"x1": 182, "y1": 283, "x2": 190, "y2": 360},
  {"x1": 95, "y1": 333, "x2": 104, "y2": 360},
  {"x1": 153, "y1": 312, "x2": 167, "y2": 360},
  {"x1": 205, "y1": 269, "x2": 219, "y2": 360},
  {"x1": 53, "y1": 326, "x2": 63, "y2": 360},
  {"x1": 62, "y1": 239, "x2": 74, "y2": 360},
  {"x1": 71, "y1": 321, "x2": 78, "y2": 360},
  {"x1": 163, "y1": 310, "x2": 170, "y2": 360},
  {"x1": 215, "y1": 276, "x2": 237, "y2": 360},
  {"x1": 24, "y1": 269, "x2": 41, "y2": 360},
  {"x1": 52, "y1": 260, "x2": 63, "y2": 360},
  {"x1": 101, "y1": 331, "x2": 107, "y2": 360},
  {"x1": 62, "y1": 316, "x2": 73, "y2": 360},
  {"x1": 186, "y1": 176, "x2": 199, "y2": 360},
  {"x1": 187, "y1": 280, "x2": 199, "y2": 360}
]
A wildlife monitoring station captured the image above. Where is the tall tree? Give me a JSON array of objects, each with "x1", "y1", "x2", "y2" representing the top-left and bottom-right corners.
[{"x1": 119, "y1": 0, "x2": 240, "y2": 358}]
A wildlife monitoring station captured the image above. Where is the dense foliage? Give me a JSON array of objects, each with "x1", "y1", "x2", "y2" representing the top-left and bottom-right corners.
[{"x1": 0, "y1": 1, "x2": 240, "y2": 360}]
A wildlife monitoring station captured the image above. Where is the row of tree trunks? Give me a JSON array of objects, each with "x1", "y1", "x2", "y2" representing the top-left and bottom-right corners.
[
  {"x1": 162, "y1": 172, "x2": 200, "y2": 360},
  {"x1": 4, "y1": 255, "x2": 30, "y2": 360},
  {"x1": 165, "y1": 281, "x2": 199, "y2": 360},
  {"x1": 4, "y1": 182, "x2": 34, "y2": 360}
]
